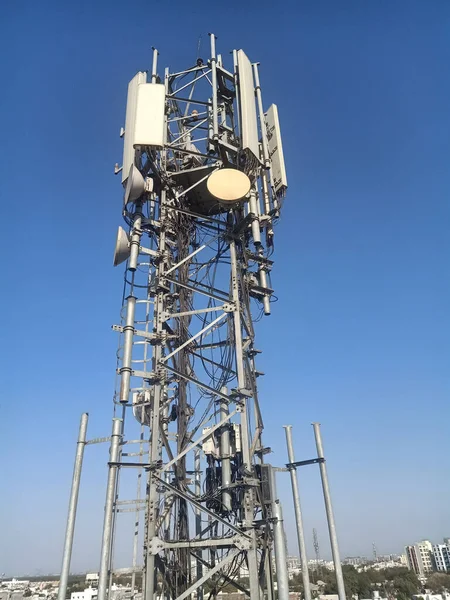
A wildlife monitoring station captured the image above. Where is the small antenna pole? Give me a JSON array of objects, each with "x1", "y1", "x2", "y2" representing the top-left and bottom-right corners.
[
  {"x1": 57, "y1": 413, "x2": 89, "y2": 600},
  {"x1": 312, "y1": 423, "x2": 346, "y2": 600}
]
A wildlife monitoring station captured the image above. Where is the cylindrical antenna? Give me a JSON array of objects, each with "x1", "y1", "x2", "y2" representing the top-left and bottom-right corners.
[{"x1": 151, "y1": 47, "x2": 159, "y2": 83}]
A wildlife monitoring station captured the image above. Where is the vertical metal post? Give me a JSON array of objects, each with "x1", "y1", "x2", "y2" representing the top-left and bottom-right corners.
[
  {"x1": 98, "y1": 419, "x2": 123, "y2": 600},
  {"x1": 58, "y1": 413, "x2": 89, "y2": 600},
  {"x1": 151, "y1": 47, "x2": 159, "y2": 83},
  {"x1": 312, "y1": 423, "x2": 346, "y2": 600},
  {"x1": 128, "y1": 201, "x2": 143, "y2": 272},
  {"x1": 284, "y1": 425, "x2": 312, "y2": 600},
  {"x1": 194, "y1": 448, "x2": 203, "y2": 600},
  {"x1": 261, "y1": 170, "x2": 271, "y2": 215},
  {"x1": 229, "y1": 238, "x2": 260, "y2": 600},
  {"x1": 119, "y1": 295, "x2": 136, "y2": 403},
  {"x1": 272, "y1": 499, "x2": 290, "y2": 600},
  {"x1": 264, "y1": 551, "x2": 274, "y2": 600},
  {"x1": 209, "y1": 33, "x2": 219, "y2": 141},
  {"x1": 219, "y1": 390, "x2": 232, "y2": 512},
  {"x1": 252, "y1": 63, "x2": 270, "y2": 169},
  {"x1": 131, "y1": 426, "x2": 145, "y2": 597},
  {"x1": 144, "y1": 186, "x2": 168, "y2": 600},
  {"x1": 249, "y1": 188, "x2": 261, "y2": 246}
]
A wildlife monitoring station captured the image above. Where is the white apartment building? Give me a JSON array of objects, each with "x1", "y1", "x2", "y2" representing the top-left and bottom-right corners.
[
  {"x1": 405, "y1": 540, "x2": 434, "y2": 577},
  {"x1": 433, "y1": 543, "x2": 450, "y2": 572},
  {"x1": 71, "y1": 588, "x2": 98, "y2": 600}
]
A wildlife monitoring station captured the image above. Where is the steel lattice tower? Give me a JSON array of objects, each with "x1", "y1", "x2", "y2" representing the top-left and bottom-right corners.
[{"x1": 79, "y1": 36, "x2": 288, "y2": 600}]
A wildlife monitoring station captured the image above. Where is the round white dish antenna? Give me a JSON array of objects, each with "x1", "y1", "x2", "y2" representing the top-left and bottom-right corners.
[{"x1": 206, "y1": 168, "x2": 251, "y2": 204}]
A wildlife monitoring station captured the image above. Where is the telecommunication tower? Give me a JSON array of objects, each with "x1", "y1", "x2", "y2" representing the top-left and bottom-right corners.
[
  {"x1": 64, "y1": 35, "x2": 289, "y2": 600},
  {"x1": 313, "y1": 528, "x2": 321, "y2": 578},
  {"x1": 372, "y1": 542, "x2": 377, "y2": 562}
]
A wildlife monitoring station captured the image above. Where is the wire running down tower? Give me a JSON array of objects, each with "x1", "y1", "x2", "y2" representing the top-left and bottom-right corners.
[{"x1": 103, "y1": 36, "x2": 288, "y2": 600}]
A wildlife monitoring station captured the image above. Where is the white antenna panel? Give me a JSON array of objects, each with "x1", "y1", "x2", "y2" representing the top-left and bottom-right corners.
[
  {"x1": 265, "y1": 104, "x2": 287, "y2": 195},
  {"x1": 122, "y1": 71, "x2": 147, "y2": 183},
  {"x1": 133, "y1": 83, "x2": 165, "y2": 149},
  {"x1": 237, "y1": 50, "x2": 259, "y2": 161}
]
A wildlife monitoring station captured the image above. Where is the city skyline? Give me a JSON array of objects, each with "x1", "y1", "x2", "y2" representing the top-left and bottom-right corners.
[{"x1": 1, "y1": 0, "x2": 449, "y2": 578}]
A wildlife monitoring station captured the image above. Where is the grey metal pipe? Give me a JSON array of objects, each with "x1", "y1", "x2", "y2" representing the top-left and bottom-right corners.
[
  {"x1": 264, "y1": 550, "x2": 274, "y2": 600},
  {"x1": 232, "y1": 50, "x2": 241, "y2": 138},
  {"x1": 252, "y1": 63, "x2": 270, "y2": 168},
  {"x1": 284, "y1": 426, "x2": 312, "y2": 600},
  {"x1": 209, "y1": 34, "x2": 219, "y2": 141},
  {"x1": 249, "y1": 188, "x2": 261, "y2": 246},
  {"x1": 98, "y1": 419, "x2": 123, "y2": 600},
  {"x1": 312, "y1": 423, "x2": 346, "y2": 600},
  {"x1": 131, "y1": 426, "x2": 144, "y2": 597},
  {"x1": 195, "y1": 449, "x2": 203, "y2": 600},
  {"x1": 272, "y1": 500, "x2": 290, "y2": 600},
  {"x1": 229, "y1": 239, "x2": 260, "y2": 600},
  {"x1": 261, "y1": 165, "x2": 271, "y2": 215},
  {"x1": 257, "y1": 250, "x2": 271, "y2": 316},
  {"x1": 128, "y1": 202, "x2": 143, "y2": 272},
  {"x1": 219, "y1": 392, "x2": 232, "y2": 512},
  {"x1": 119, "y1": 295, "x2": 136, "y2": 403},
  {"x1": 151, "y1": 47, "x2": 158, "y2": 83},
  {"x1": 58, "y1": 413, "x2": 89, "y2": 600}
]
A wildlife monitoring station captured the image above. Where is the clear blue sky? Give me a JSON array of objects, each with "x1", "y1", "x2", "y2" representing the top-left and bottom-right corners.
[{"x1": 1, "y1": 0, "x2": 449, "y2": 576}]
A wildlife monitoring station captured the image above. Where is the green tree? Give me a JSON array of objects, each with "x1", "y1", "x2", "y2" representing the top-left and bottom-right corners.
[
  {"x1": 390, "y1": 575, "x2": 420, "y2": 600},
  {"x1": 426, "y1": 573, "x2": 450, "y2": 594},
  {"x1": 67, "y1": 582, "x2": 85, "y2": 596}
]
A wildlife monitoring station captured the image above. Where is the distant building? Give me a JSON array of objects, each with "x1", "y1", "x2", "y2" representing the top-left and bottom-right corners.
[
  {"x1": 343, "y1": 557, "x2": 368, "y2": 566},
  {"x1": 71, "y1": 589, "x2": 97, "y2": 600},
  {"x1": 405, "y1": 541, "x2": 434, "y2": 577},
  {"x1": 287, "y1": 556, "x2": 301, "y2": 570},
  {"x1": 0, "y1": 580, "x2": 30, "y2": 591},
  {"x1": 308, "y1": 559, "x2": 335, "y2": 571},
  {"x1": 360, "y1": 560, "x2": 407, "y2": 572},
  {"x1": 286, "y1": 556, "x2": 302, "y2": 579},
  {"x1": 433, "y1": 543, "x2": 450, "y2": 572},
  {"x1": 85, "y1": 575, "x2": 99, "y2": 586}
]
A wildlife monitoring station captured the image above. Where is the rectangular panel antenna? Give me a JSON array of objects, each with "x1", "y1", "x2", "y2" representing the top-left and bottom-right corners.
[
  {"x1": 237, "y1": 50, "x2": 259, "y2": 161},
  {"x1": 122, "y1": 71, "x2": 147, "y2": 183},
  {"x1": 133, "y1": 83, "x2": 165, "y2": 149},
  {"x1": 265, "y1": 104, "x2": 288, "y2": 196}
]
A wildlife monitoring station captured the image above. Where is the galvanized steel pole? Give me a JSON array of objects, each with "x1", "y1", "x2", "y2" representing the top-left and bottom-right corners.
[
  {"x1": 195, "y1": 448, "x2": 203, "y2": 600},
  {"x1": 284, "y1": 425, "x2": 312, "y2": 600},
  {"x1": 272, "y1": 499, "x2": 290, "y2": 600},
  {"x1": 312, "y1": 423, "x2": 346, "y2": 600},
  {"x1": 58, "y1": 413, "x2": 89, "y2": 600},
  {"x1": 98, "y1": 419, "x2": 123, "y2": 600}
]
